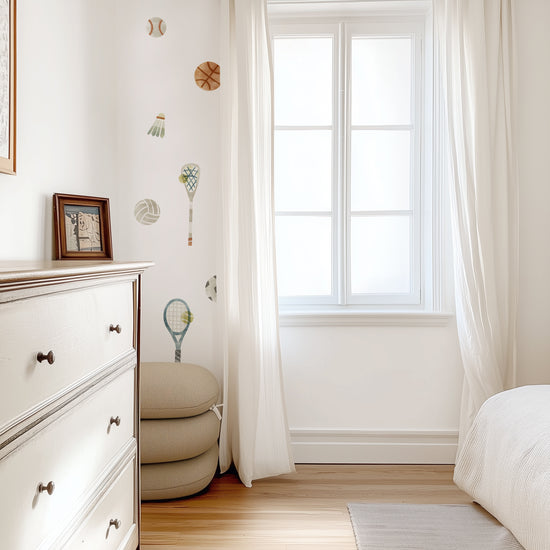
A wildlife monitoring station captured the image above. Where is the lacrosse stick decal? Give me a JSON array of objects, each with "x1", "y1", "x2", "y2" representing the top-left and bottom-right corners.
[{"x1": 179, "y1": 163, "x2": 200, "y2": 246}]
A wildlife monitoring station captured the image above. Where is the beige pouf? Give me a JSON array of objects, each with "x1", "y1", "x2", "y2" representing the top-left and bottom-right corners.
[
  {"x1": 140, "y1": 362, "x2": 221, "y2": 500},
  {"x1": 141, "y1": 444, "x2": 219, "y2": 501},
  {"x1": 141, "y1": 410, "x2": 220, "y2": 463},
  {"x1": 141, "y1": 362, "x2": 219, "y2": 419}
]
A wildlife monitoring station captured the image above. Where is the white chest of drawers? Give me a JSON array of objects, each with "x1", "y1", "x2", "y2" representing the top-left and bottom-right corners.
[{"x1": 0, "y1": 260, "x2": 152, "y2": 550}]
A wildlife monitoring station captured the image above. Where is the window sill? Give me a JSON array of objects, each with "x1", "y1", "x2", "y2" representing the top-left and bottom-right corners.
[{"x1": 278, "y1": 309, "x2": 454, "y2": 327}]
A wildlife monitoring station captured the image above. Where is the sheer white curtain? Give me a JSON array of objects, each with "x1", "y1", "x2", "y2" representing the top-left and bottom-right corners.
[
  {"x1": 218, "y1": 0, "x2": 295, "y2": 487},
  {"x1": 435, "y1": 0, "x2": 518, "y2": 446}
]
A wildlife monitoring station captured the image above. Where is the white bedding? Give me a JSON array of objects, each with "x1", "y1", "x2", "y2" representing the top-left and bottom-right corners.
[{"x1": 454, "y1": 385, "x2": 550, "y2": 550}]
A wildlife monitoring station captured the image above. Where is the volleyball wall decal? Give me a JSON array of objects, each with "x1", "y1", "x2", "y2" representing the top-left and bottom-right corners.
[
  {"x1": 194, "y1": 61, "x2": 220, "y2": 91},
  {"x1": 134, "y1": 199, "x2": 161, "y2": 225},
  {"x1": 147, "y1": 17, "x2": 166, "y2": 38}
]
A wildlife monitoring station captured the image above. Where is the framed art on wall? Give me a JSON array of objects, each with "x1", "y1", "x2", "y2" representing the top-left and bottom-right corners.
[
  {"x1": 53, "y1": 193, "x2": 113, "y2": 260},
  {"x1": 0, "y1": 0, "x2": 16, "y2": 175}
]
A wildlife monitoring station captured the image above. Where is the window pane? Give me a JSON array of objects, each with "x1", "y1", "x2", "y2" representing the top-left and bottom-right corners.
[
  {"x1": 351, "y1": 130, "x2": 411, "y2": 211},
  {"x1": 352, "y1": 37, "x2": 411, "y2": 125},
  {"x1": 275, "y1": 130, "x2": 332, "y2": 212},
  {"x1": 276, "y1": 216, "x2": 332, "y2": 296},
  {"x1": 351, "y1": 216, "x2": 410, "y2": 294},
  {"x1": 274, "y1": 37, "x2": 333, "y2": 126}
]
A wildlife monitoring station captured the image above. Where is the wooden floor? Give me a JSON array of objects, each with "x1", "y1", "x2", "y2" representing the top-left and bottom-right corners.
[{"x1": 140, "y1": 464, "x2": 471, "y2": 549}]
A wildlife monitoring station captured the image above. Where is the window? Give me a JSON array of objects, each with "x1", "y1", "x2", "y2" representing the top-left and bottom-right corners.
[{"x1": 271, "y1": 4, "x2": 438, "y2": 314}]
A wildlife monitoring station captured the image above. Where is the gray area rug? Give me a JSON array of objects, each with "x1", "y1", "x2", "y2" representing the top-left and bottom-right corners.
[{"x1": 347, "y1": 503, "x2": 524, "y2": 550}]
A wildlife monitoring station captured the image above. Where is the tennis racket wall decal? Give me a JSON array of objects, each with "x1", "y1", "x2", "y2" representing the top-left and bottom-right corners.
[
  {"x1": 179, "y1": 163, "x2": 200, "y2": 246},
  {"x1": 163, "y1": 298, "x2": 194, "y2": 362}
]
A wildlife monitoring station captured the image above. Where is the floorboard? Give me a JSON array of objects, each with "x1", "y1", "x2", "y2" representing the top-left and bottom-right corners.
[{"x1": 140, "y1": 464, "x2": 471, "y2": 549}]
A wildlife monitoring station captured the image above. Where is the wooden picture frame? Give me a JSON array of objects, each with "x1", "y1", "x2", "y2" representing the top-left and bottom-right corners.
[
  {"x1": 0, "y1": 0, "x2": 16, "y2": 175},
  {"x1": 53, "y1": 193, "x2": 113, "y2": 260}
]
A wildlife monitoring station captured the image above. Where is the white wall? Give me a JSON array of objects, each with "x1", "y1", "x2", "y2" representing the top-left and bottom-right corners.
[
  {"x1": 281, "y1": 320, "x2": 463, "y2": 462},
  {"x1": 113, "y1": 0, "x2": 221, "y2": 382},
  {"x1": 0, "y1": 0, "x2": 117, "y2": 259},
  {"x1": 516, "y1": 0, "x2": 550, "y2": 386},
  {"x1": 1, "y1": 0, "x2": 549, "y2": 465}
]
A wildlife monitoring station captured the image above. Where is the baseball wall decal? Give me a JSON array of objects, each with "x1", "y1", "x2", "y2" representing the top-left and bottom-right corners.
[
  {"x1": 147, "y1": 17, "x2": 166, "y2": 38},
  {"x1": 194, "y1": 62, "x2": 220, "y2": 91}
]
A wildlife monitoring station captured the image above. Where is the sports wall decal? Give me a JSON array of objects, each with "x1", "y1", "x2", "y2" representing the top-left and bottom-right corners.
[
  {"x1": 205, "y1": 275, "x2": 217, "y2": 302},
  {"x1": 147, "y1": 113, "x2": 166, "y2": 138},
  {"x1": 137, "y1": 15, "x2": 220, "y2": 368},
  {"x1": 179, "y1": 163, "x2": 200, "y2": 246},
  {"x1": 134, "y1": 199, "x2": 161, "y2": 225},
  {"x1": 147, "y1": 17, "x2": 167, "y2": 38},
  {"x1": 163, "y1": 298, "x2": 194, "y2": 362},
  {"x1": 194, "y1": 62, "x2": 220, "y2": 91}
]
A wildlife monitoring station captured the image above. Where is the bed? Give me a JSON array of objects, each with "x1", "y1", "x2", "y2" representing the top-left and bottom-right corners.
[{"x1": 454, "y1": 385, "x2": 550, "y2": 550}]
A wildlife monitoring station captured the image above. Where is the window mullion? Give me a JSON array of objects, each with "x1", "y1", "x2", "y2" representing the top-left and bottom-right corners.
[
  {"x1": 412, "y1": 31, "x2": 423, "y2": 304},
  {"x1": 351, "y1": 124, "x2": 414, "y2": 131},
  {"x1": 333, "y1": 23, "x2": 347, "y2": 305},
  {"x1": 338, "y1": 22, "x2": 350, "y2": 306}
]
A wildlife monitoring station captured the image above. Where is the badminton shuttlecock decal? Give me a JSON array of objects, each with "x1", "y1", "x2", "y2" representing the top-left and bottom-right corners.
[
  {"x1": 147, "y1": 113, "x2": 166, "y2": 138},
  {"x1": 179, "y1": 163, "x2": 200, "y2": 246}
]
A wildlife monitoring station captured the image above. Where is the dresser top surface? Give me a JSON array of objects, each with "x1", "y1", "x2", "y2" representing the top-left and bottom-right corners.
[{"x1": 0, "y1": 260, "x2": 154, "y2": 285}]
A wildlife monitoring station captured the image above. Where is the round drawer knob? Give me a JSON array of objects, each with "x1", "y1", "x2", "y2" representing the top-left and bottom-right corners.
[
  {"x1": 37, "y1": 351, "x2": 55, "y2": 365},
  {"x1": 109, "y1": 518, "x2": 121, "y2": 530},
  {"x1": 38, "y1": 481, "x2": 55, "y2": 495},
  {"x1": 109, "y1": 324, "x2": 122, "y2": 334},
  {"x1": 109, "y1": 416, "x2": 121, "y2": 427}
]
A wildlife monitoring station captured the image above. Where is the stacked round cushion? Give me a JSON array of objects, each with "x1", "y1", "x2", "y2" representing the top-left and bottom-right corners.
[{"x1": 140, "y1": 362, "x2": 220, "y2": 500}]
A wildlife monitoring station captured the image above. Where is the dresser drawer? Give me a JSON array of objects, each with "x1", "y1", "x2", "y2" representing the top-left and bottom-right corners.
[
  {"x1": 66, "y1": 458, "x2": 137, "y2": 550},
  {"x1": 0, "y1": 368, "x2": 135, "y2": 550},
  {"x1": 0, "y1": 281, "x2": 134, "y2": 429}
]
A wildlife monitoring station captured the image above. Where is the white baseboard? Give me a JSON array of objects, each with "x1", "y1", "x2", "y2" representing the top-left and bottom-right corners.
[{"x1": 290, "y1": 429, "x2": 458, "y2": 464}]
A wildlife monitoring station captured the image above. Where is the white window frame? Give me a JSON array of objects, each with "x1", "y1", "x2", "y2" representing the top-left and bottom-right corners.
[
  {"x1": 270, "y1": 1, "x2": 450, "y2": 324},
  {"x1": 273, "y1": 23, "x2": 339, "y2": 306},
  {"x1": 344, "y1": 20, "x2": 423, "y2": 307}
]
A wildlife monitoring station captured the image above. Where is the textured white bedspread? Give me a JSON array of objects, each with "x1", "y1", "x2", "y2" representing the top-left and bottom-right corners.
[{"x1": 454, "y1": 385, "x2": 550, "y2": 550}]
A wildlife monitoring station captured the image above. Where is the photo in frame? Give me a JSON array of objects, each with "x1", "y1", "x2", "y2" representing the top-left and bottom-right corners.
[
  {"x1": 53, "y1": 193, "x2": 113, "y2": 260},
  {"x1": 0, "y1": 0, "x2": 16, "y2": 175}
]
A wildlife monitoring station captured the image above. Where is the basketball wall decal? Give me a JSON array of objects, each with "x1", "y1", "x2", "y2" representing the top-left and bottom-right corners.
[
  {"x1": 194, "y1": 62, "x2": 220, "y2": 91},
  {"x1": 147, "y1": 17, "x2": 166, "y2": 38},
  {"x1": 134, "y1": 199, "x2": 161, "y2": 225}
]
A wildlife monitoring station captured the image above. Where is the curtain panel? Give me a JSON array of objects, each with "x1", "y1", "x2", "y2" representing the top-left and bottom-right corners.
[
  {"x1": 218, "y1": 0, "x2": 295, "y2": 487},
  {"x1": 435, "y1": 0, "x2": 518, "y2": 448}
]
